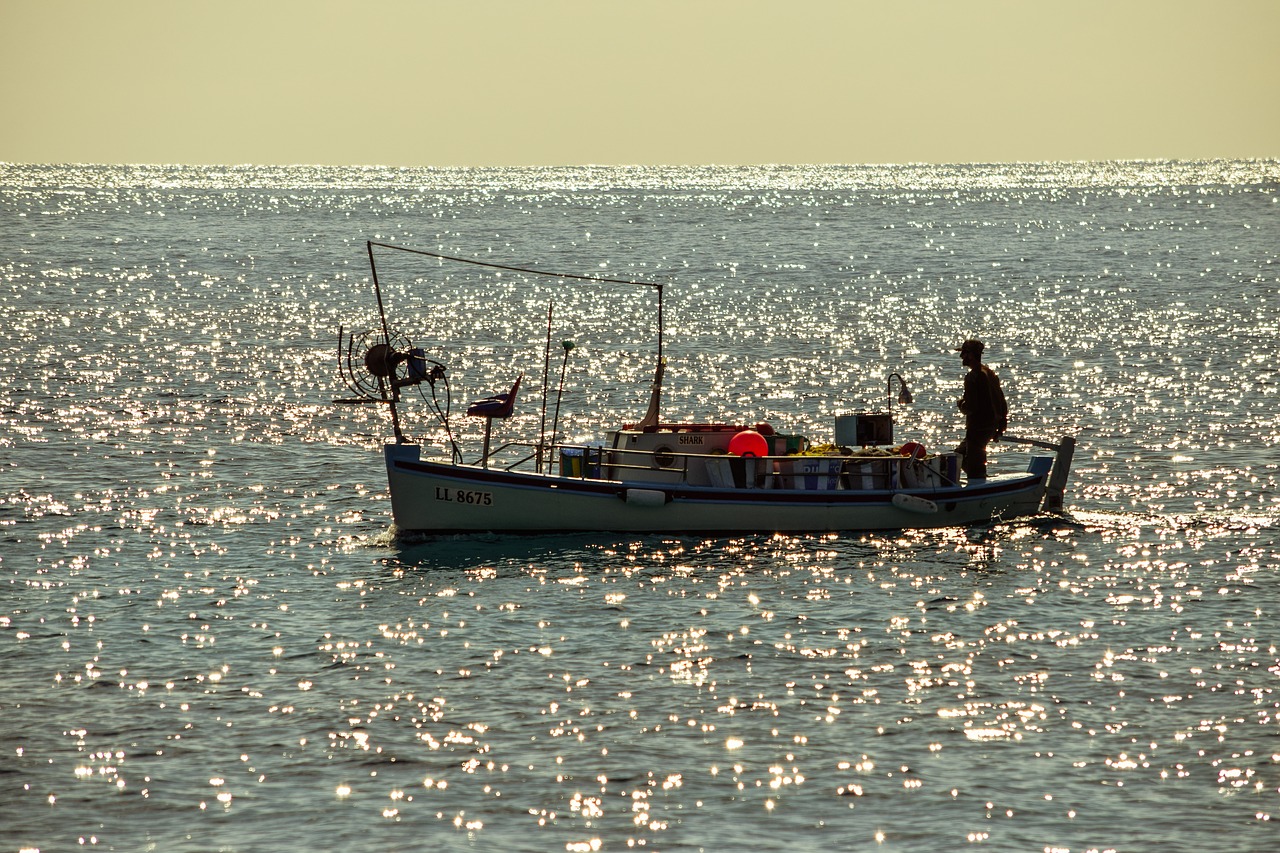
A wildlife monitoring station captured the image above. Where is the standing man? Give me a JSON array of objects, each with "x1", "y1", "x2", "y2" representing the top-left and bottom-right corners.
[{"x1": 954, "y1": 339, "x2": 1008, "y2": 481}]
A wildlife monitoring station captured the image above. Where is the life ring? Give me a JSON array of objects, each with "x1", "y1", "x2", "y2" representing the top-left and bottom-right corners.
[{"x1": 652, "y1": 445, "x2": 676, "y2": 468}]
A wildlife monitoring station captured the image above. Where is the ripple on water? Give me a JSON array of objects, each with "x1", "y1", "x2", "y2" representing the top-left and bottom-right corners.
[{"x1": 1, "y1": 162, "x2": 1278, "y2": 851}]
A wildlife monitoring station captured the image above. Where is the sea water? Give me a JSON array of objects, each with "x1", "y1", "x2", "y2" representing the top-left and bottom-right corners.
[{"x1": 1, "y1": 161, "x2": 1278, "y2": 852}]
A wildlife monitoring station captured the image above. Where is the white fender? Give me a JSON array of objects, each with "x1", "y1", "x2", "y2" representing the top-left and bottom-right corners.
[
  {"x1": 892, "y1": 492, "x2": 938, "y2": 514},
  {"x1": 625, "y1": 488, "x2": 668, "y2": 508}
]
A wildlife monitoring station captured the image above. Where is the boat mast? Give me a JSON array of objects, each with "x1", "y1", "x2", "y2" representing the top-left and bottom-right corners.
[
  {"x1": 366, "y1": 240, "x2": 407, "y2": 443},
  {"x1": 635, "y1": 284, "x2": 666, "y2": 429}
]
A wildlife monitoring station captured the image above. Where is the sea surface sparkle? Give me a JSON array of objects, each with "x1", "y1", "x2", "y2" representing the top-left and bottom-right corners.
[{"x1": 1, "y1": 161, "x2": 1278, "y2": 852}]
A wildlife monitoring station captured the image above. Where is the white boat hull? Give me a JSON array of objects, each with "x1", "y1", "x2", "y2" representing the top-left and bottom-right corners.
[{"x1": 384, "y1": 444, "x2": 1055, "y2": 534}]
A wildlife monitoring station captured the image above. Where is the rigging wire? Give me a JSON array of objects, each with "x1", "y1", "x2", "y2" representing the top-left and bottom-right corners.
[
  {"x1": 359, "y1": 241, "x2": 668, "y2": 447},
  {"x1": 367, "y1": 241, "x2": 664, "y2": 289},
  {"x1": 366, "y1": 240, "x2": 666, "y2": 363}
]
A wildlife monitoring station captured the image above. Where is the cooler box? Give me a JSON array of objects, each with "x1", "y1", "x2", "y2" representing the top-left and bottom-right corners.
[
  {"x1": 775, "y1": 433, "x2": 810, "y2": 455},
  {"x1": 835, "y1": 413, "x2": 892, "y2": 448}
]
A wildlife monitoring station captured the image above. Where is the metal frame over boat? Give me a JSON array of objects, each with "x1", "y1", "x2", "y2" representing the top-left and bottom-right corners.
[{"x1": 336, "y1": 242, "x2": 1074, "y2": 535}]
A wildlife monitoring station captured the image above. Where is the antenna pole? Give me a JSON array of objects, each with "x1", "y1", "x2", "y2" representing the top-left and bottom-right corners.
[
  {"x1": 538, "y1": 301, "x2": 554, "y2": 473},
  {"x1": 550, "y1": 341, "x2": 574, "y2": 454},
  {"x1": 657, "y1": 284, "x2": 664, "y2": 363}
]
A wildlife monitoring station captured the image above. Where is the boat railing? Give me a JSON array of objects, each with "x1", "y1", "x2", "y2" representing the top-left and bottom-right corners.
[
  {"x1": 549, "y1": 442, "x2": 964, "y2": 491},
  {"x1": 471, "y1": 441, "x2": 721, "y2": 481},
  {"x1": 476, "y1": 441, "x2": 723, "y2": 481},
  {"x1": 469, "y1": 441, "x2": 540, "y2": 472},
  {"x1": 462, "y1": 439, "x2": 1056, "y2": 492}
]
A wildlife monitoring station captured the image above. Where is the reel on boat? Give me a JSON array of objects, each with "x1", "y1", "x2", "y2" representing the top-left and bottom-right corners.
[
  {"x1": 335, "y1": 326, "x2": 459, "y2": 457},
  {"x1": 335, "y1": 327, "x2": 444, "y2": 404}
]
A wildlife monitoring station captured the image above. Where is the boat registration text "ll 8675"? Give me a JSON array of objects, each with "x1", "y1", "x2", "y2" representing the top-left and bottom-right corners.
[{"x1": 434, "y1": 487, "x2": 493, "y2": 506}]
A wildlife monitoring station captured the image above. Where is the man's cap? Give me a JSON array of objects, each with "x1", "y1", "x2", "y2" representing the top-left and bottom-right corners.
[{"x1": 955, "y1": 339, "x2": 985, "y2": 354}]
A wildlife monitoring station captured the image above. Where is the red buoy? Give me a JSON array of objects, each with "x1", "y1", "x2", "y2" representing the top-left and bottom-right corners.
[
  {"x1": 728, "y1": 429, "x2": 770, "y2": 458},
  {"x1": 898, "y1": 441, "x2": 927, "y2": 459}
]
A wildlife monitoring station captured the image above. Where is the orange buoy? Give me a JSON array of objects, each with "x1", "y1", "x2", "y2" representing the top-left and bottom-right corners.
[
  {"x1": 728, "y1": 429, "x2": 770, "y2": 458},
  {"x1": 898, "y1": 441, "x2": 927, "y2": 459}
]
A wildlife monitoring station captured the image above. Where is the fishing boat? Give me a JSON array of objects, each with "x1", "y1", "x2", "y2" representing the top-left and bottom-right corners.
[{"x1": 336, "y1": 242, "x2": 1074, "y2": 535}]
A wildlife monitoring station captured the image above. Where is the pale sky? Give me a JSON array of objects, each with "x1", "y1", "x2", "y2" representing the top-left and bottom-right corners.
[{"x1": 2, "y1": 0, "x2": 1276, "y2": 166}]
